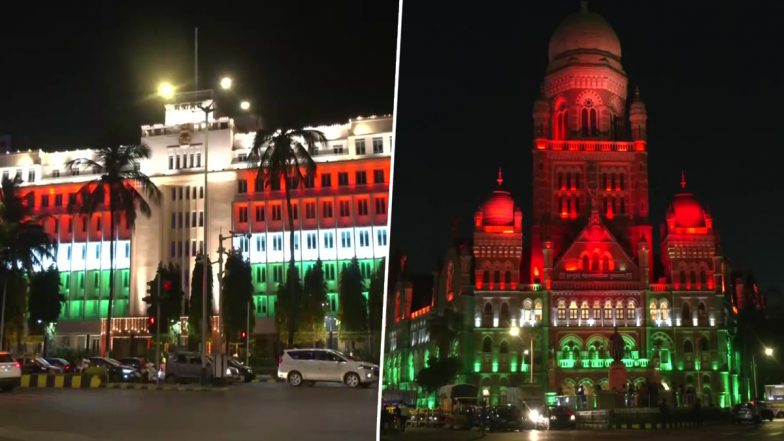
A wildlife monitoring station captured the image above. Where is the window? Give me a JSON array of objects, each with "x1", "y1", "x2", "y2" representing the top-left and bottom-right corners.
[
  {"x1": 373, "y1": 169, "x2": 384, "y2": 184},
  {"x1": 321, "y1": 174, "x2": 332, "y2": 188},
  {"x1": 272, "y1": 235, "x2": 283, "y2": 251},
  {"x1": 568, "y1": 301, "x2": 578, "y2": 320},
  {"x1": 306, "y1": 233, "x2": 317, "y2": 250},
  {"x1": 199, "y1": 186, "x2": 204, "y2": 198},
  {"x1": 332, "y1": 144, "x2": 344, "y2": 154},
  {"x1": 55, "y1": 194, "x2": 62, "y2": 206},
  {"x1": 95, "y1": 216, "x2": 101, "y2": 232},
  {"x1": 254, "y1": 178, "x2": 264, "y2": 192},
  {"x1": 357, "y1": 199, "x2": 369, "y2": 216},
  {"x1": 593, "y1": 301, "x2": 601, "y2": 320},
  {"x1": 272, "y1": 205, "x2": 282, "y2": 221},
  {"x1": 41, "y1": 195, "x2": 49, "y2": 208},
  {"x1": 553, "y1": 107, "x2": 568, "y2": 140},
  {"x1": 627, "y1": 300, "x2": 636, "y2": 320},
  {"x1": 305, "y1": 202, "x2": 316, "y2": 219},
  {"x1": 375, "y1": 198, "x2": 387, "y2": 215},
  {"x1": 293, "y1": 233, "x2": 299, "y2": 250},
  {"x1": 257, "y1": 267, "x2": 266, "y2": 283},
  {"x1": 338, "y1": 172, "x2": 349, "y2": 186},
  {"x1": 339, "y1": 200, "x2": 350, "y2": 217},
  {"x1": 340, "y1": 231, "x2": 351, "y2": 248},
  {"x1": 581, "y1": 104, "x2": 598, "y2": 136},
  {"x1": 192, "y1": 211, "x2": 197, "y2": 227},
  {"x1": 255, "y1": 206, "x2": 265, "y2": 222},
  {"x1": 238, "y1": 180, "x2": 247, "y2": 193},
  {"x1": 372, "y1": 137, "x2": 383, "y2": 153},
  {"x1": 377, "y1": 229, "x2": 387, "y2": 246},
  {"x1": 291, "y1": 203, "x2": 298, "y2": 220},
  {"x1": 358, "y1": 231, "x2": 370, "y2": 247},
  {"x1": 355, "y1": 139, "x2": 366, "y2": 155},
  {"x1": 355, "y1": 171, "x2": 367, "y2": 185},
  {"x1": 604, "y1": 300, "x2": 613, "y2": 319},
  {"x1": 178, "y1": 187, "x2": 183, "y2": 200},
  {"x1": 256, "y1": 236, "x2": 266, "y2": 252},
  {"x1": 196, "y1": 153, "x2": 201, "y2": 167},
  {"x1": 615, "y1": 300, "x2": 624, "y2": 320},
  {"x1": 557, "y1": 299, "x2": 566, "y2": 320},
  {"x1": 322, "y1": 201, "x2": 333, "y2": 218},
  {"x1": 176, "y1": 156, "x2": 181, "y2": 169},
  {"x1": 273, "y1": 266, "x2": 282, "y2": 283},
  {"x1": 199, "y1": 211, "x2": 204, "y2": 227},
  {"x1": 170, "y1": 241, "x2": 176, "y2": 258},
  {"x1": 189, "y1": 154, "x2": 194, "y2": 168},
  {"x1": 168, "y1": 156, "x2": 174, "y2": 170},
  {"x1": 238, "y1": 207, "x2": 248, "y2": 223},
  {"x1": 650, "y1": 301, "x2": 659, "y2": 321},
  {"x1": 192, "y1": 241, "x2": 197, "y2": 255},
  {"x1": 580, "y1": 301, "x2": 590, "y2": 320},
  {"x1": 323, "y1": 232, "x2": 334, "y2": 249},
  {"x1": 52, "y1": 169, "x2": 60, "y2": 178},
  {"x1": 82, "y1": 217, "x2": 87, "y2": 232}
]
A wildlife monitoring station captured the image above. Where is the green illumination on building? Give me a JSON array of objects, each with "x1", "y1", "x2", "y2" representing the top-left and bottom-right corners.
[
  {"x1": 545, "y1": 392, "x2": 557, "y2": 405},
  {"x1": 492, "y1": 360, "x2": 498, "y2": 373},
  {"x1": 474, "y1": 361, "x2": 481, "y2": 373},
  {"x1": 510, "y1": 361, "x2": 517, "y2": 372}
]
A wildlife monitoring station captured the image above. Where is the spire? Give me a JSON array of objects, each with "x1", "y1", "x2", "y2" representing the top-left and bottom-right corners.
[
  {"x1": 634, "y1": 85, "x2": 641, "y2": 100},
  {"x1": 580, "y1": 0, "x2": 589, "y2": 12},
  {"x1": 497, "y1": 167, "x2": 504, "y2": 186},
  {"x1": 680, "y1": 170, "x2": 687, "y2": 190}
]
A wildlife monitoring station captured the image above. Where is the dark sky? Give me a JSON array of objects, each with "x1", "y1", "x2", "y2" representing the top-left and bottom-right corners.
[
  {"x1": 0, "y1": 0, "x2": 399, "y2": 149},
  {"x1": 391, "y1": 0, "x2": 784, "y2": 290}
]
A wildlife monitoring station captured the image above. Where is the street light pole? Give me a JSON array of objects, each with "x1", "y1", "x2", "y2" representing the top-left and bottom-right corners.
[
  {"x1": 155, "y1": 268, "x2": 161, "y2": 382},
  {"x1": 200, "y1": 101, "x2": 213, "y2": 384}
]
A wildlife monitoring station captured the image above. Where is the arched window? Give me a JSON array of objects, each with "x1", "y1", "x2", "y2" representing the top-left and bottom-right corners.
[
  {"x1": 700, "y1": 270, "x2": 707, "y2": 286},
  {"x1": 493, "y1": 271, "x2": 500, "y2": 286},
  {"x1": 697, "y1": 302, "x2": 707, "y2": 317},
  {"x1": 569, "y1": 300, "x2": 578, "y2": 320},
  {"x1": 627, "y1": 300, "x2": 636, "y2": 320},
  {"x1": 681, "y1": 303, "x2": 691, "y2": 323},
  {"x1": 683, "y1": 340, "x2": 693, "y2": 353},
  {"x1": 650, "y1": 301, "x2": 659, "y2": 321},
  {"x1": 499, "y1": 341, "x2": 509, "y2": 355},
  {"x1": 592, "y1": 300, "x2": 601, "y2": 319},
  {"x1": 534, "y1": 299, "x2": 543, "y2": 321},
  {"x1": 553, "y1": 105, "x2": 568, "y2": 140},
  {"x1": 500, "y1": 303, "x2": 511, "y2": 327},
  {"x1": 504, "y1": 271, "x2": 512, "y2": 285},
  {"x1": 660, "y1": 300, "x2": 670, "y2": 321},
  {"x1": 604, "y1": 300, "x2": 613, "y2": 320},
  {"x1": 482, "y1": 336, "x2": 492, "y2": 353},
  {"x1": 602, "y1": 255, "x2": 612, "y2": 272},
  {"x1": 591, "y1": 254, "x2": 600, "y2": 272},
  {"x1": 581, "y1": 104, "x2": 598, "y2": 136},
  {"x1": 523, "y1": 299, "x2": 533, "y2": 322},
  {"x1": 699, "y1": 336, "x2": 709, "y2": 352},
  {"x1": 483, "y1": 270, "x2": 490, "y2": 286},
  {"x1": 582, "y1": 255, "x2": 590, "y2": 271},
  {"x1": 580, "y1": 300, "x2": 590, "y2": 320},
  {"x1": 482, "y1": 303, "x2": 493, "y2": 327},
  {"x1": 679, "y1": 270, "x2": 687, "y2": 286},
  {"x1": 615, "y1": 300, "x2": 624, "y2": 320},
  {"x1": 557, "y1": 299, "x2": 566, "y2": 320},
  {"x1": 690, "y1": 271, "x2": 697, "y2": 286}
]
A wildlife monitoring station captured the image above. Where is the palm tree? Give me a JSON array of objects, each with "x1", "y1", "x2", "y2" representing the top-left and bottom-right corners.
[
  {"x1": 249, "y1": 129, "x2": 326, "y2": 346},
  {"x1": 68, "y1": 144, "x2": 161, "y2": 356},
  {"x1": 0, "y1": 177, "x2": 56, "y2": 350}
]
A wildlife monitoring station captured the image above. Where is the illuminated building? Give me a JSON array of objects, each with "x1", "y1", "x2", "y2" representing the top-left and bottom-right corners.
[
  {"x1": 5, "y1": 93, "x2": 391, "y2": 354},
  {"x1": 384, "y1": 4, "x2": 737, "y2": 409}
]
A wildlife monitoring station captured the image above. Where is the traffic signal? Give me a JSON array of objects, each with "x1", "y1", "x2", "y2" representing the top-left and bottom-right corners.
[
  {"x1": 143, "y1": 278, "x2": 157, "y2": 333},
  {"x1": 240, "y1": 331, "x2": 247, "y2": 340}
]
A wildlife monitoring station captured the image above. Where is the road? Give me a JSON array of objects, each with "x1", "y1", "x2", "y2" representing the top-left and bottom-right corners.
[
  {"x1": 381, "y1": 420, "x2": 784, "y2": 441},
  {"x1": 0, "y1": 381, "x2": 378, "y2": 441}
]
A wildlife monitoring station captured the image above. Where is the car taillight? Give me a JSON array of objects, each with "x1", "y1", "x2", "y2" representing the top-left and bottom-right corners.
[{"x1": 14, "y1": 362, "x2": 20, "y2": 369}]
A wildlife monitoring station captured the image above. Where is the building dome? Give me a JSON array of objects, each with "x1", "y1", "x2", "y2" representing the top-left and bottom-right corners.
[
  {"x1": 548, "y1": 6, "x2": 621, "y2": 62},
  {"x1": 669, "y1": 193, "x2": 707, "y2": 228},
  {"x1": 478, "y1": 169, "x2": 517, "y2": 226}
]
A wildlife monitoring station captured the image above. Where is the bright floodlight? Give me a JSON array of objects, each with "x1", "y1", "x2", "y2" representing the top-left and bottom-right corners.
[
  {"x1": 509, "y1": 326, "x2": 520, "y2": 337},
  {"x1": 157, "y1": 82, "x2": 175, "y2": 99},
  {"x1": 220, "y1": 76, "x2": 233, "y2": 90},
  {"x1": 765, "y1": 347, "x2": 774, "y2": 357},
  {"x1": 240, "y1": 100, "x2": 251, "y2": 110}
]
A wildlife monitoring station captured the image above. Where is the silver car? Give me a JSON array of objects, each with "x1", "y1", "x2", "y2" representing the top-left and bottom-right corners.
[{"x1": 277, "y1": 349, "x2": 378, "y2": 388}]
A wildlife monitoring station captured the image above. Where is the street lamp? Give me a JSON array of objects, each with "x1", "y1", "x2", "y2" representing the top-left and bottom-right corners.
[
  {"x1": 239, "y1": 100, "x2": 251, "y2": 111},
  {"x1": 220, "y1": 76, "x2": 233, "y2": 90},
  {"x1": 753, "y1": 346, "x2": 775, "y2": 400},
  {"x1": 764, "y1": 347, "x2": 774, "y2": 357},
  {"x1": 157, "y1": 82, "x2": 175, "y2": 100}
]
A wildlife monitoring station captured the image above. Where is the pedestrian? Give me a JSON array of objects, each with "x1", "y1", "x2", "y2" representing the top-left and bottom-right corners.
[
  {"x1": 693, "y1": 398, "x2": 702, "y2": 428},
  {"x1": 399, "y1": 402, "x2": 410, "y2": 432}
]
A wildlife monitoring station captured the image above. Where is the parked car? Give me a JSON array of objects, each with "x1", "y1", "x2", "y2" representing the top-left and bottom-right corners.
[
  {"x1": 0, "y1": 352, "x2": 21, "y2": 392},
  {"x1": 546, "y1": 405, "x2": 577, "y2": 429},
  {"x1": 731, "y1": 401, "x2": 762, "y2": 424},
  {"x1": 88, "y1": 357, "x2": 140, "y2": 383},
  {"x1": 16, "y1": 356, "x2": 62, "y2": 374},
  {"x1": 277, "y1": 348, "x2": 378, "y2": 388},
  {"x1": 165, "y1": 352, "x2": 208, "y2": 384},
  {"x1": 45, "y1": 358, "x2": 73, "y2": 373},
  {"x1": 228, "y1": 358, "x2": 256, "y2": 383},
  {"x1": 480, "y1": 404, "x2": 523, "y2": 432},
  {"x1": 756, "y1": 401, "x2": 776, "y2": 422}
]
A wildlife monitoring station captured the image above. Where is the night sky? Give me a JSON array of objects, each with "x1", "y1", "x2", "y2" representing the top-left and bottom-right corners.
[
  {"x1": 391, "y1": 0, "x2": 784, "y2": 291},
  {"x1": 0, "y1": 0, "x2": 399, "y2": 148}
]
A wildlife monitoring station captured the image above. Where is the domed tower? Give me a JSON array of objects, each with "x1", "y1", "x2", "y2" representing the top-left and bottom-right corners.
[
  {"x1": 473, "y1": 169, "x2": 523, "y2": 291},
  {"x1": 660, "y1": 173, "x2": 722, "y2": 293},
  {"x1": 530, "y1": 2, "x2": 652, "y2": 283}
]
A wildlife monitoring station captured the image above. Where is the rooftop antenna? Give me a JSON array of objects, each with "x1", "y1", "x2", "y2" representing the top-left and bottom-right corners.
[
  {"x1": 497, "y1": 167, "x2": 504, "y2": 186},
  {"x1": 680, "y1": 170, "x2": 687, "y2": 190}
]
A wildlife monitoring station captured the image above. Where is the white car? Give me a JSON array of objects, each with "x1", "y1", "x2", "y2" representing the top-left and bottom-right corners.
[
  {"x1": 0, "y1": 352, "x2": 21, "y2": 392},
  {"x1": 277, "y1": 348, "x2": 378, "y2": 388}
]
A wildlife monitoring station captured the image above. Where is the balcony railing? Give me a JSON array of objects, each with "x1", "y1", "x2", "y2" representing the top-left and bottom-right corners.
[{"x1": 534, "y1": 139, "x2": 645, "y2": 152}]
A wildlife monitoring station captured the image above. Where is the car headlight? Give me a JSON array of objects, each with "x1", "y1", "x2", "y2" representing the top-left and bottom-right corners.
[
  {"x1": 226, "y1": 368, "x2": 232, "y2": 376},
  {"x1": 570, "y1": 415, "x2": 576, "y2": 421},
  {"x1": 122, "y1": 368, "x2": 133, "y2": 374},
  {"x1": 528, "y1": 410, "x2": 540, "y2": 422},
  {"x1": 550, "y1": 415, "x2": 557, "y2": 420}
]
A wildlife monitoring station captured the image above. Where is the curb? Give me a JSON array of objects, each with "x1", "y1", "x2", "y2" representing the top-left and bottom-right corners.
[
  {"x1": 20, "y1": 374, "x2": 104, "y2": 389},
  {"x1": 106, "y1": 383, "x2": 229, "y2": 392},
  {"x1": 249, "y1": 377, "x2": 278, "y2": 384},
  {"x1": 605, "y1": 421, "x2": 698, "y2": 430}
]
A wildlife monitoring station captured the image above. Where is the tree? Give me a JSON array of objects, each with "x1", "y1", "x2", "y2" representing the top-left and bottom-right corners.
[
  {"x1": 250, "y1": 128, "x2": 326, "y2": 346},
  {"x1": 275, "y1": 268, "x2": 303, "y2": 346},
  {"x1": 221, "y1": 249, "x2": 254, "y2": 344},
  {"x1": 188, "y1": 253, "x2": 214, "y2": 350},
  {"x1": 28, "y1": 267, "x2": 63, "y2": 334},
  {"x1": 367, "y1": 259, "x2": 385, "y2": 359},
  {"x1": 301, "y1": 260, "x2": 328, "y2": 345},
  {"x1": 0, "y1": 177, "x2": 55, "y2": 350},
  {"x1": 417, "y1": 356, "x2": 462, "y2": 394},
  {"x1": 143, "y1": 263, "x2": 184, "y2": 335},
  {"x1": 68, "y1": 144, "x2": 161, "y2": 356},
  {"x1": 339, "y1": 258, "x2": 368, "y2": 333}
]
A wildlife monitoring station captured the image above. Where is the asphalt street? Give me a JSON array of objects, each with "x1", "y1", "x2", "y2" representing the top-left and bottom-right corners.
[
  {"x1": 0, "y1": 382, "x2": 379, "y2": 441},
  {"x1": 381, "y1": 419, "x2": 784, "y2": 441}
]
